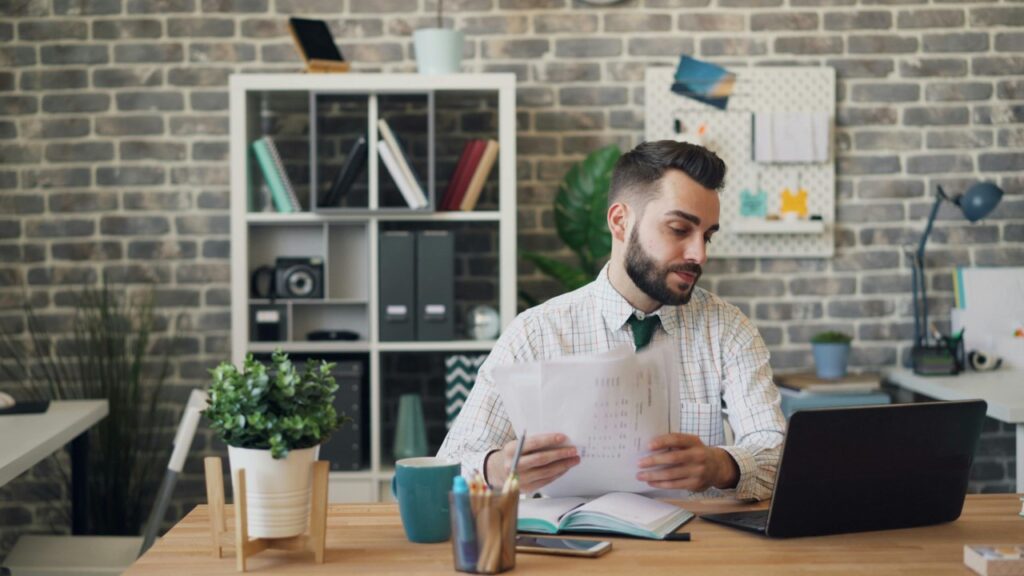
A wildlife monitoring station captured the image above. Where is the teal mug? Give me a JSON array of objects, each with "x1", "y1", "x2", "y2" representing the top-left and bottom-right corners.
[{"x1": 392, "y1": 457, "x2": 461, "y2": 543}]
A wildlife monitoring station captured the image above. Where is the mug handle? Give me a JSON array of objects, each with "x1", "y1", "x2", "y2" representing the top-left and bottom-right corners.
[{"x1": 391, "y1": 474, "x2": 398, "y2": 501}]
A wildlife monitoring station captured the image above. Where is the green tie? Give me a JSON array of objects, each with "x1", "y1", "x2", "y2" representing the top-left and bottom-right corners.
[{"x1": 626, "y1": 314, "x2": 661, "y2": 351}]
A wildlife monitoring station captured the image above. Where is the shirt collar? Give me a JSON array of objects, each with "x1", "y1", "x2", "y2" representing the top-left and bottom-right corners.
[{"x1": 591, "y1": 264, "x2": 682, "y2": 337}]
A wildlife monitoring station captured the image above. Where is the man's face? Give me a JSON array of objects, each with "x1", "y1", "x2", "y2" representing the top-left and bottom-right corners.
[{"x1": 624, "y1": 170, "x2": 720, "y2": 306}]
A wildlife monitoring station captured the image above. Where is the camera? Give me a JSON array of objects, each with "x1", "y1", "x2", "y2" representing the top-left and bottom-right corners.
[{"x1": 275, "y1": 257, "x2": 324, "y2": 299}]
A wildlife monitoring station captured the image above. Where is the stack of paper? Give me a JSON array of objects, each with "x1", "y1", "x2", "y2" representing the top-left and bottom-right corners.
[{"x1": 493, "y1": 342, "x2": 680, "y2": 497}]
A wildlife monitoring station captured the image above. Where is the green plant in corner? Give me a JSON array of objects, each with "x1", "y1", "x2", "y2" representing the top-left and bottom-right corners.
[
  {"x1": 0, "y1": 282, "x2": 176, "y2": 536},
  {"x1": 520, "y1": 144, "x2": 621, "y2": 305},
  {"x1": 204, "y1": 350, "x2": 348, "y2": 459},
  {"x1": 810, "y1": 331, "x2": 853, "y2": 345}
]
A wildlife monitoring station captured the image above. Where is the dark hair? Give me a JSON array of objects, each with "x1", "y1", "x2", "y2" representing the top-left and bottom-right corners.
[{"x1": 608, "y1": 140, "x2": 727, "y2": 208}]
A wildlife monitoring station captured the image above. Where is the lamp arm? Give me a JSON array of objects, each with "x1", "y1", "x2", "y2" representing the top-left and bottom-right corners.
[{"x1": 914, "y1": 187, "x2": 947, "y2": 347}]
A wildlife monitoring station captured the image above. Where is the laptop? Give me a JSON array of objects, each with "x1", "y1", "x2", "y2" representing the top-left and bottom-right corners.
[{"x1": 701, "y1": 400, "x2": 987, "y2": 538}]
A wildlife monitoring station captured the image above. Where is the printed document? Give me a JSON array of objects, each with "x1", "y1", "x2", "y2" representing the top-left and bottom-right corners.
[{"x1": 493, "y1": 342, "x2": 680, "y2": 497}]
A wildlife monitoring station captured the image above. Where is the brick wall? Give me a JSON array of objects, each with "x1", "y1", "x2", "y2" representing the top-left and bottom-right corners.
[{"x1": 1, "y1": 0, "x2": 1022, "y2": 558}]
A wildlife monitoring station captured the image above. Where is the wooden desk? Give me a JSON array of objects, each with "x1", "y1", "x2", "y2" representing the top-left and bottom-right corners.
[
  {"x1": 886, "y1": 368, "x2": 1024, "y2": 492},
  {"x1": 0, "y1": 400, "x2": 108, "y2": 533},
  {"x1": 126, "y1": 495, "x2": 1022, "y2": 575}
]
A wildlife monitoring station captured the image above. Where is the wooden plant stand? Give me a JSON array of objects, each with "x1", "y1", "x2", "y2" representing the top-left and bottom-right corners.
[{"x1": 204, "y1": 456, "x2": 329, "y2": 572}]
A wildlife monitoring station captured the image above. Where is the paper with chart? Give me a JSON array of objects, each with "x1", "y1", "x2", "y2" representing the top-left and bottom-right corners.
[{"x1": 493, "y1": 342, "x2": 680, "y2": 497}]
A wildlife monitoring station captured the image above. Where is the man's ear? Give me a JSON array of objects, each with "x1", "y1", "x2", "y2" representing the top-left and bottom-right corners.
[{"x1": 607, "y1": 202, "x2": 629, "y2": 242}]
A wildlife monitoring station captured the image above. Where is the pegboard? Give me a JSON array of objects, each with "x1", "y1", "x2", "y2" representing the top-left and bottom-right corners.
[{"x1": 644, "y1": 66, "x2": 836, "y2": 258}]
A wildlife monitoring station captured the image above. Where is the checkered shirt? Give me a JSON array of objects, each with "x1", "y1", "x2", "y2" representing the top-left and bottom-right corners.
[{"x1": 437, "y1": 265, "x2": 786, "y2": 501}]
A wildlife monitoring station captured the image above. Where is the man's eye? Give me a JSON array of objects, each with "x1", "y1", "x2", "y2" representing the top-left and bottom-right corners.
[
  {"x1": 670, "y1": 227, "x2": 689, "y2": 236},
  {"x1": 704, "y1": 236, "x2": 713, "y2": 245}
]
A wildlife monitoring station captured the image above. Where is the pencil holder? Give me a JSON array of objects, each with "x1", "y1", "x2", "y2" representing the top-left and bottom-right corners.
[{"x1": 449, "y1": 489, "x2": 519, "y2": 574}]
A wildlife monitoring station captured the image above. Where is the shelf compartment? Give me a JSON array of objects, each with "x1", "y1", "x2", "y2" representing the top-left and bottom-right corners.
[
  {"x1": 246, "y1": 90, "x2": 312, "y2": 213},
  {"x1": 327, "y1": 223, "x2": 369, "y2": 301},
  {"x1": 247, "y1": 224, "x2": 325, "y2": 274},
  {"x1": 291, "y1": 302, "x2": 369, "y2": 342},
  {"x1": 377, "y1": 93, "x2": 432, "y2": 210},
  {"x1": 312, "y1": 93, "x2": 370, "y2": 210}
]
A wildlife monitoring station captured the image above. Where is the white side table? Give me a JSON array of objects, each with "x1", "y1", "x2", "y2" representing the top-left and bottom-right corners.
[{"x1": 0, "y1": 400, "x2": 109, "y2": 533}]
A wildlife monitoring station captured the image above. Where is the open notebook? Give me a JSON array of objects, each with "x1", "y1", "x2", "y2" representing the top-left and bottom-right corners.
[{"x1": 518, "y1": 492, "x2": 693, "y2": 540}]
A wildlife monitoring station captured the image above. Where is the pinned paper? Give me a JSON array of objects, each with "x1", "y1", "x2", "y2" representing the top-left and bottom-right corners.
[
  {"x1": 670, "y1": 55, "x2": 736, "y2": 111},
  {"x1": 780, "y1": 187, "x2": 808, "y2": 219},
  {"x1": 739, "y1": 188, "x2": 767, "y2": 218},
  {"x1": 754, "y1": 112, "x2": 831, "y2": 163}
]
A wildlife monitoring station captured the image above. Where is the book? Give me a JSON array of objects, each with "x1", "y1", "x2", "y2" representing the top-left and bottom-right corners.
[
  {"x1": 440, "y1": 139, "x2": 478, "y2": 211},
  {"x1": 319, "y1": 135, "x2": 367, "y2": 208},
  {"x1": 379, "y1": 139, "x2": 426, "y2": 209},
  {"x1": 517, "y1": 492, "x2": 693, "y2": 540},
  {"x1": 251, "y1": 138, "x2": 296, "y2": 213},
  {"x1": 262, "y1": 136, "x2": 302, "y2": 211},
  {"x1": 444, "y1": 139, "x2": 487, "y2": 211},
  {"x1": 775, "y1": 372, "x2": 881, "y2": 394},
  {"x1": 459, "y1": 139, "x2": 499, "y2": 211},
  {"x1": 377, "y1": 119, "x2": 429, "y2": 208},
  {"x1": 964, "y1": 545, "x2": 1024, "y2": 576}
]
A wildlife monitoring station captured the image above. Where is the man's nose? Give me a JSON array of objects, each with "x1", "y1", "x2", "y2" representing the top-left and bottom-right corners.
[{"x1": 685, "y1": 236, "x2": 708, "y2": 265}]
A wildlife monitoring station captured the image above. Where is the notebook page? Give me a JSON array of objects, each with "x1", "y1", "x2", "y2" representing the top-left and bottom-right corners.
[
  {"x1": 574, "y1": 492, "x2": 682, "y2": 531},
  {"x1": 518, "y1": 497, "x2": 588, "y2": 529}
]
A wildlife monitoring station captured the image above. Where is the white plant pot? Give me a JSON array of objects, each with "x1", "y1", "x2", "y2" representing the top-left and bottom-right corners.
[
  {"x1": 228, "y1": 445, "x2": 319, "y2": 539},
  {"x1": 413, "y1": 29, "x2": 464, "y2": 75}
]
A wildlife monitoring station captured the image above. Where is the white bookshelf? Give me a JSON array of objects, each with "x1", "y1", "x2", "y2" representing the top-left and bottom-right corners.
[{"x1": 229, "y1": 73, "x2": 517, "y2": 502}]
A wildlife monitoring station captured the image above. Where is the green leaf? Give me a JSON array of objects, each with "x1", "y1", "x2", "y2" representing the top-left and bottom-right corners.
[
  {"x1": 554, "y1": 144, "x2": 619, "y2": 270},
  {"x1": 205, "y1": 350, "x2": 352, "y2": 459}
]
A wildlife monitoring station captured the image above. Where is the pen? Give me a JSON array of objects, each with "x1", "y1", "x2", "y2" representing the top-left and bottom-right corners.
[{"x1": 452, "y1": 476, "x2": 479, "y2": 568}]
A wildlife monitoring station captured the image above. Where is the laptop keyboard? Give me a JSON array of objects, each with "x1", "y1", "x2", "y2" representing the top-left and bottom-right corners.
[
  {"x1": 701, "y1": 510, "x2": 769, "y2": 532},
  {"x1": 730, "y1": 511, "x2": 769, "y2": 529}
]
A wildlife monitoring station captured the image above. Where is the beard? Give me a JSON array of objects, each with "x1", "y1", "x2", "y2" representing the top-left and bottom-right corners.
[{"x1": 624, "y1": 225, "x2": 702, "y2": 306}]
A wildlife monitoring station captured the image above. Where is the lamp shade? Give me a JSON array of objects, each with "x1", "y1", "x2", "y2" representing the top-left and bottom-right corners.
[{"x1": 957, "y1": 182, "x2": 1003, "y2": 222}]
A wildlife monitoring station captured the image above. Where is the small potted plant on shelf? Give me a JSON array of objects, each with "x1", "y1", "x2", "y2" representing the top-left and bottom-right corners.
[
  {"x1": 810, "y1": 330, "x2": 853, "y2": 380},
  {"x1": 205, "y1": 350, "x2": 347, "y2": 538},
  {"x1": 413, "y1": 0, "x2": 463, "y2": 74}
]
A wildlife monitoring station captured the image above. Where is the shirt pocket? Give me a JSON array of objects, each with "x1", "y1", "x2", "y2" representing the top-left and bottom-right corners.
[{"x1": 678, "y1": 401, "x2": 725, "y2": 447}]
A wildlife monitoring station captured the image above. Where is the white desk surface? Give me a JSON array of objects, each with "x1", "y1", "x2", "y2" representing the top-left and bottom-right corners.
[
  {"x1": 885, "y1": 368, "x2": 1024, "y2": 423},
  {"x1": 0, "y1": 400, "x2": 108, "y2": 487}
]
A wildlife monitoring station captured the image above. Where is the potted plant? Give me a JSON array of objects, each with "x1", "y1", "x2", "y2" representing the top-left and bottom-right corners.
[
  {"x1": 810, "y1": 331, "x2": 853, "y2": 379},
  {"x1": 520, "y1": 144, "x2": 621, "y2": 306},
  {"x1": 0, "y1": 282, "x2": 175, "y2": 536},
  {"x1": 413, "y1": 0, "x2": 463, "y2": 74},
  {"x1": 205, "y1": 350, "x2": 346, "y2": 539}
]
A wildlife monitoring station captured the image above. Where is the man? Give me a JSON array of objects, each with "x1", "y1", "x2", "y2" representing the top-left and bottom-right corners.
[{"x1": 438, "y1": 140, "x2": 786, "y2": 501}]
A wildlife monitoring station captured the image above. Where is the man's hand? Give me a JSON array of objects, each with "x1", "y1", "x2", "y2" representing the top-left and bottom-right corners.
[
  {"x1": 485, "y1": 433, "x2": 580, "y2": 493},
  {"x1": 636, "y1": 433, "x2": 739, "y2": 492}
]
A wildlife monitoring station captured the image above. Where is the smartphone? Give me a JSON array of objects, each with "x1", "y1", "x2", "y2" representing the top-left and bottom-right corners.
[{"x1": 515, "y1": 535, "x2": 612, "y2": 557}]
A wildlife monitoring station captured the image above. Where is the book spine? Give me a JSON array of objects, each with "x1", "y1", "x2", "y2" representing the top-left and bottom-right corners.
[
  {"x1": 377, "y1": 119, "x2": 428, "y2": 208},
  {"x1": 459, "y1": 140, "x2": 499, "y2": 211},
  {"x1": 251, "y1": 139, "x2": 294, "y2": 213},
  {"x1": 379, "y1": 140, "x2": 424, "y2": 209},
  {"x1": 262, "y1": 136, "x2": 302, "y2": 211},
  {"x1": 441, "y1": 140, "x2": 475, "y2": 211},
  {"x1": 446, "y1": 139, "x2": 487, "y2": 212}
]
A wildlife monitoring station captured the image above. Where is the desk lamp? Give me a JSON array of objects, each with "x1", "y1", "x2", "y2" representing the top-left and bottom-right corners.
[{"x1": 911, "y1": 182, "x2": 1003, "y2": 375}]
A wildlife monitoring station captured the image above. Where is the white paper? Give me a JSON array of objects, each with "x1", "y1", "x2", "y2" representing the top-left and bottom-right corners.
[
  {"x1": 958, "y1": 267, "x2": 1024, "y2": 369},
  {"x1": 493, "y1": 342, "x2": 681, "y2": 497},
  {"x1": 754, "y1": 112, "x2": 830, "y2": 163}
]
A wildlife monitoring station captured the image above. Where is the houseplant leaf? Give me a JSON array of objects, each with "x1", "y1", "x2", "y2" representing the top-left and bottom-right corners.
[{"x1": 554, "y1": 144, "x2": 619, "y2": 273}]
